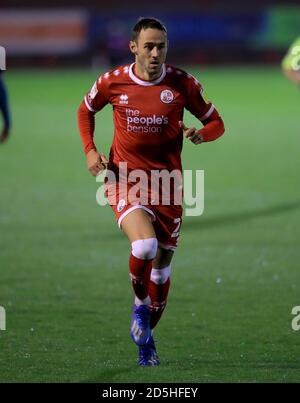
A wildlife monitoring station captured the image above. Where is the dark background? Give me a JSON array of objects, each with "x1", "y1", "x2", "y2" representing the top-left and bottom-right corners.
[{"x1": 1, "y1": 0, "x2": 300, "y2": 68}]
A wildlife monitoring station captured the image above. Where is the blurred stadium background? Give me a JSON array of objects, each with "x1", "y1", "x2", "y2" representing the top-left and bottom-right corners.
[
  {"x1": 0, "y1": 0, "x2": 300, "y2": 383},
  {"x1": 1, "y1": 0, "x2": 300, "y2": 68}
]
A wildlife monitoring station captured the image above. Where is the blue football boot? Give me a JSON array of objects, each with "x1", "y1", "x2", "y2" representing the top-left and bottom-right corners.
[
  {"x1": 130, "y1": 304, "x2": 151, "y2": 346},
  {"x1": 138, "y1": 334, "x2": 160, "y2": 366}
]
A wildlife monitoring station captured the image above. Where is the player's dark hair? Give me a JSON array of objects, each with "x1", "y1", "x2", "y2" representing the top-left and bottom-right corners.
[{"x1": 132, "y1": 17, "x2": 167, "y2": 41}]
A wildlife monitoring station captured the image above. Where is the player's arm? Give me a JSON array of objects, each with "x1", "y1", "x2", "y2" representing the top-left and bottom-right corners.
[
  {"x1": 179, "y1": 110, "x2": 224, "y2": 145},
  {"x1": 281, "y1": 38, "x2": 300, "y2": 86},
  {"x1": 283, "y1": 69, "x2": 300, "y2": 85},
  {"x1": 77, "y1": 78, "x2": 109, "y2": 176},
  {"x1": 181, "y1": 75, "x2": 225, "y2": 145}
]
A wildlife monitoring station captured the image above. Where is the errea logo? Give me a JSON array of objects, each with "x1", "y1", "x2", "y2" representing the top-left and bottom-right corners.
[{"x1": 120, "y1": 94, "x2": 128, "y2": 104}]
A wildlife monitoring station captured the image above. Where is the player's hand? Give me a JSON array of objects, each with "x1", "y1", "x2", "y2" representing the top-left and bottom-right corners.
[
  {"x1": 86, "y1": 149, "x2": 108, "y2": 176},
  {"x1": 179, "y1": 121, "x2": 204, "y2": 145},
  {"x1": 0, "y1": 127, "x2": 10, "y2": 144}
]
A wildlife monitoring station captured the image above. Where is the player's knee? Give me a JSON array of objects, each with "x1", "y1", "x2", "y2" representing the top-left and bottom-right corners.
[
  {"x1": 151, "y1": 265, "x2": 171, "y2": 284},
  {"x1": 131, "y1": 238, "x2": 158, "y2": 260}
]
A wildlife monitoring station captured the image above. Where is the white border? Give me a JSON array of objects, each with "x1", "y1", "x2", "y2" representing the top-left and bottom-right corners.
[
  {"x1": 118, "y1": 205, "x2": 156, "y2": 228},
  {"x1": 199, "y1": 104, "x2": 215, "y2": 121},
  {"x1": 129, "y1": 63, "x2": 166, "y2": 86}
]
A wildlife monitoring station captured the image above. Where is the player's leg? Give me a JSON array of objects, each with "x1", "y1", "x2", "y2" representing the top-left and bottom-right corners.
[
  {"x1": 146, "y1": 205, "x2": 182, "y2": 349},
  {"x1": 121, "y1": 207, "x2": 156, "y2": 242},
  {"x1": 121, "y1": 207, "x2": 157, "y2": 305},
  {"x1": 134, "y1": 204, "x2": 181, "y2": 366},
  {"x1": 136, "y1": 247, "x2": 174, "y2": 366},
  {"x1": 149, "y1": 247, "x2": 174, "y2": 329},
  {"x1": 120, "y1": 208, "x2": 157, "y2": 347}
]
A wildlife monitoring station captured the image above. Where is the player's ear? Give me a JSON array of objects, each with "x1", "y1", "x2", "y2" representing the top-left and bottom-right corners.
[{"x1": 129, "y1": 41, "x2": 138, "y2": 55}]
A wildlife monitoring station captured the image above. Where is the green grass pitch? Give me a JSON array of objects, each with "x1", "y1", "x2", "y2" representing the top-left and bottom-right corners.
[{"x1": 0, "y1": 66, "x2": 300, "y2": 383}]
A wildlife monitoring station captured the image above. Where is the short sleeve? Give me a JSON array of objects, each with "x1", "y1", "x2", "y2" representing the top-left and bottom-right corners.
[
  {"x1": 84, "y1": 75, "x2": 110, "y2": 113},
  {"x1": 184, "y1": 74, "x2": 216, "y2": 122}
]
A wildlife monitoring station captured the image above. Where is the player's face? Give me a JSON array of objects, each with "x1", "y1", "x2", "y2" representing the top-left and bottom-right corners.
[{"x1": 130, "y1": 28, "x2": 168, "y2": 79}]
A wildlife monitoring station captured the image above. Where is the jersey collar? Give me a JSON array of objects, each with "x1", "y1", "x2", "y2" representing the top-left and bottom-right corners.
[{"x1": 129, "y1": 63, "x2": 166, "y2": 86}]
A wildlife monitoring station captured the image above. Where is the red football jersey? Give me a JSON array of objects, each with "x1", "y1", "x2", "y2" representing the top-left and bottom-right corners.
[{"x1": 83, "y1": 63, "x2": 219, "y2": 174}]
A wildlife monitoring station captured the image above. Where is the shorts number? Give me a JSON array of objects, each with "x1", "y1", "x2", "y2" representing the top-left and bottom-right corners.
[{"x1": 171, "y1": 217, "x2": 181, "y2": 238}]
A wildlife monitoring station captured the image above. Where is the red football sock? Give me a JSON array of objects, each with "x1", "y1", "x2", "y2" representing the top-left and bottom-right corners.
[
  {"x1": 129, "y1": 254, "x2": 152, "y2": 302},
  {"x1": 148, "y1": 277, "x2": 170, "y2": 329}
]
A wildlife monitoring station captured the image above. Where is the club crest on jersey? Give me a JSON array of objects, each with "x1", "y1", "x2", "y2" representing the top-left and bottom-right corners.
[
  {"x1": 117, "y1": 199, "x2": 126, "y2": 212},
  {"x1": 160, "y1": 89, "x2": 174, "y2": 104},
  {"x1": 119, "y1": 94, "x2": 128, "y2": 104}
]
